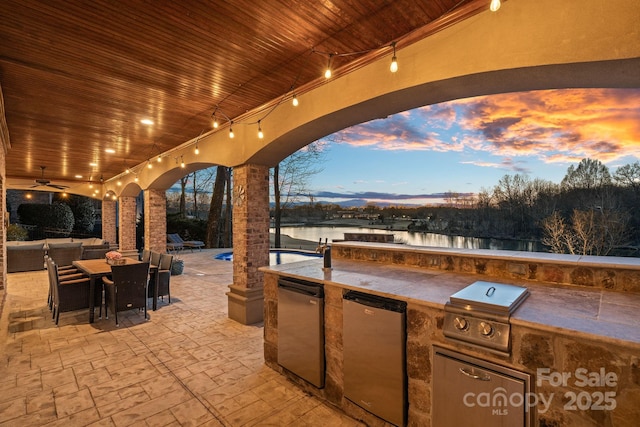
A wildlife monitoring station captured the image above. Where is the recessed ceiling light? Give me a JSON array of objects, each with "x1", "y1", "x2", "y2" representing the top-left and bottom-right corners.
[
  {"x1": 141, "y1": 119, "x2": 154, "y2": 125},
  {"x1": 105, "y1": 148, "x2": 116, "y2": 154},
  {"x1": 75, "y1": 174, "x2": 83, "y2": 178}
]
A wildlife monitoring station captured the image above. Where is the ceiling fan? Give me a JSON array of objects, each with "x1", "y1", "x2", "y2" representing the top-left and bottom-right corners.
[{"x1": 31, "y1": 166, "x2": 70, "y2": 190}]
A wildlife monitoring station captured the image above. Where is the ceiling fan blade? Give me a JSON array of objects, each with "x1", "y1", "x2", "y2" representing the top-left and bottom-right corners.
[{"x1": 48, "y1": 184, "x2": 70, "y2": 190}]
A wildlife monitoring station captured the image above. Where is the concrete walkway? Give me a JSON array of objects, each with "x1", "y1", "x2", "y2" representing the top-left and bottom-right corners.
[{"x1": 0, "y1": 249, "x2": 361, "y2": 426}]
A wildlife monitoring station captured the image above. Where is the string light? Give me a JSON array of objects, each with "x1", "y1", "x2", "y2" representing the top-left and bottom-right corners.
[
  {"x1": 490, "y1": 0, "x2": 501, "y2": 12},
  {"x1": 292, "y1": 93, "x2": 299, "y2": 107},
  {"x1": 134, "y1": 175, "x2": 139, "y2": 182},
  {"x1": 324, "y1": 54, "x2": 333, "y2": 78},
  {"x1": 390, "y1": 42, "x2": 398, "y2": 73},
  {"x1": 229, "y1": 121, "x2": 234, "y2": 138},
  {"x1": 180, "y1": 155, "x2": 185, "y2": 168},
  {"x1": 194, "y1": 141, "x2": 199, "y2": 155},
  {"x1": 212, "y1": 115, "x2": 219, "y2": 128},
  {"x1": 156, "y1": 155, "x2": 162, "y2": 163},
  {"x1": 257, "y1": 120, "x2": 264, "y2": 139},
  {"x1": 147, "y1": 161, "x2": 152, "y2": 169}
]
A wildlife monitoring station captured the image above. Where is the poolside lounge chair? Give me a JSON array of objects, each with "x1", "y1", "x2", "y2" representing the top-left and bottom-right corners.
[{"x1": 167, "y1": 233, "x2": 204, "y2": 251}]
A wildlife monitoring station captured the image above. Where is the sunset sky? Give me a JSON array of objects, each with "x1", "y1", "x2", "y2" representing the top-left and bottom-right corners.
[{"x1": 307, "y1": 88, "x2": 640, "y2": 206}]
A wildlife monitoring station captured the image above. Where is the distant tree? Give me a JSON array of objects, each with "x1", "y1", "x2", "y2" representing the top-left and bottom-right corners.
[
  {"x1": 18, "y1": 202, "x2": 74, "y2": 236},
  {"x1": 55, "y1": 194, "x2": 96, "y2": 234},
  {"x1": 561, "y1": 158, "x2": 611, "y2": 190},
  {"x1": 541, "y1": 211, "x2": 574, "y2": 254},
  {"x1": 179, "y1": 176, "x2": 188, "y2": 217},
  {"x1": 613, "y1": 161, "x2": 640, "y2": 190},
  {"x1": 272, "y1": 141, "x2": 327, "y2": 248},
  {"x1": 206, "y1": 166, "x2": 228, "y2": 248},
  {"x1": 541, "y1": 208, "x2": 630, "y2": 256}
]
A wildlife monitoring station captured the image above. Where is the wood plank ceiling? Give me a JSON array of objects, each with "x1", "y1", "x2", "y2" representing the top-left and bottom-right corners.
[{"x1": 0, "y1": 0, "x2": 483, "y2": 186}]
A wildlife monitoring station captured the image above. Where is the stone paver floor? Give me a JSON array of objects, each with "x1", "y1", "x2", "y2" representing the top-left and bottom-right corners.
[{"x1": 0, "y1": 249, "x2": 361, "y2": 426}]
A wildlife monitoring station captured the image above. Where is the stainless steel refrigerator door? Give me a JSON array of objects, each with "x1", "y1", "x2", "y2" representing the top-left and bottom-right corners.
[
  {"x1": 277, "y1": 286, "x2": 324, "y2": 387},
  {"x1": 433, "y1": 351, "x2": 530, "y2": 427},
  {"x1": 343, "y1": 298, "x2": 406, "y2": 426}
]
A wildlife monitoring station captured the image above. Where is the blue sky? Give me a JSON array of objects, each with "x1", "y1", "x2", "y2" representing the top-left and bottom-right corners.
[{"x1": 307, "y1": 88, "x2": 640, "y2": 205}]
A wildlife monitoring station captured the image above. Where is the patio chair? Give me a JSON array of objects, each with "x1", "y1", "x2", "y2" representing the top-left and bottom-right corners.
[
  {"x1": 167, "y1": 233, "x2": 204, "y2": 252},
  {"x1": 46, "y1": 256, "x2": 85, "y2": 312},
  {"x1": 103, "y1": 262, "x2": 150, "y2": 326},
  {"x1": 140, "y1": 249, "x2": 151, "y2": 262},
  {"x1": 156, "y1": 253, "x2": 173, "y2": 304},
  {"x1": 147, "y1": 251, "x2": 162, "y2": 297},
  {"x1": 47, "y1": 258, "x2": 99, "y2": 325},
  {"x1": 48, "y1": 242, "x2": 83, "y2": 267}
]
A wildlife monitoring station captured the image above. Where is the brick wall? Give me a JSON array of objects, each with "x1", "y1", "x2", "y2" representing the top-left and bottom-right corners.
[
  {"x1": 144, "y1": 189, "x2": 166, "y2": 252},
  {"x1": 101, "y1": 199, "x2": 117, "y2": 246},
  {"x1": 232, "y1": 164, "x2": 270, "y2": 289},
  {"x1": 118, "y1": 196, "x2": 137, "y2": 251}
]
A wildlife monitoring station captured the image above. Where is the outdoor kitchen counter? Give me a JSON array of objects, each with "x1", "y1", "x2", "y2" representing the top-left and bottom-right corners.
[{"x1": 262, "y1": 257, "x2": 640, "y2": 349}]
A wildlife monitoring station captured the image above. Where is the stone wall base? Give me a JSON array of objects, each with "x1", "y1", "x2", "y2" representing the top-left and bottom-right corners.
[{"x1": 226, "y1": 284, "x2": 264, "y2": 325}]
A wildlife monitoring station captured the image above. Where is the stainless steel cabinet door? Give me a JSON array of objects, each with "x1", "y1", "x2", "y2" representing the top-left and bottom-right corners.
[
  {"x1": 277, "y1": 286, "x2": 324, "y2": 387},
  {"x1": 433, "y1": 352, "x2": 529, "y2": 427}
]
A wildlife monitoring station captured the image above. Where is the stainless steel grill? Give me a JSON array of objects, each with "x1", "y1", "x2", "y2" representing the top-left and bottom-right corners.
[{"x1": 443, "y1": 281, "x2": 529, "y2": 356}]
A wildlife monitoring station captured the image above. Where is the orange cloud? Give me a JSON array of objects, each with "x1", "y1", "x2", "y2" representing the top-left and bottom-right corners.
[{"x1": 332, "y1": 88, "x2": 640, "y2": 165}]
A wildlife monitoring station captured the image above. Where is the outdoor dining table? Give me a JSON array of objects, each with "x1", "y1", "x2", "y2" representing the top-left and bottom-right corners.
[{"x1": 72, "y1": 258, "x2": 153, "y2": 323}]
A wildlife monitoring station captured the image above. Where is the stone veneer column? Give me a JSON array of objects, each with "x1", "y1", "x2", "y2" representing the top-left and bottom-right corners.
[
  {"x1": 118, "y1": 196, "x2": 137, "y2": 255},
  {"x1": 101, "y1": 200, "x2": 117, "y2": 248},
  {"x1": 144, "y1": 189, "x2": 167, "y2": 252},
  {"x1": 227, "y1": 164, "x2": 270, "y2": 325}
]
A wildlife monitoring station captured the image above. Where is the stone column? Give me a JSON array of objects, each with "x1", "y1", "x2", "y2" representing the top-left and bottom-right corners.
[
  {"x1": 102, "y1": 199, "x2": 117, "y2": 247},
  {"x1": 227, "y1": 164, "x2": 270, "y2": 325},
  {"x1": 144, "y1": 189, "x2": 167, "y2": 252},
  {"x1": 118, "y1": 195, "x2": 138, "y2": 257}
]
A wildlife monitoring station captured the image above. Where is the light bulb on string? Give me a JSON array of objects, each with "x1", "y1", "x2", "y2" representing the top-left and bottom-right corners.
[
  {"x1": 257, "y1": 121, "x2": 264, "y2": 139},
  {"x1": 147, "y1": 161, "x2": 152, "y2": 169},
  {"x1": 490, "y1": 0, "x2": 501, "y2": 12},
  {"x1": 180, "y1": 155, "x2": 185, "y2": 168},
  {"x1": 134, "y1": 175, "x2": 139, "y2": 182},
  {"x1": 292, "y1": 93, "x2": 299, "y2": 107},
  {"x1": 194, "y1": 142, "x2": 199, "y2": 155},
  {"x1": 229, "y1": 122, "x2": 235, "y2": 139},
  {"x1": 213, "y1": 116, "x2": 219, "y2": 128},
  {"x1": 157, "y1": 155, "x2": 162, "y2": 163},
  {"x1": 324, "y1": 54, "x2": 333, "y2": 79},
  {"x1": 390, "y1": 42, "x2": 398, "y2": 73}
]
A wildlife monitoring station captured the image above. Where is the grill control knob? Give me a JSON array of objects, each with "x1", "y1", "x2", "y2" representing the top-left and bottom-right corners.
[
  {"x1": 454, "y1": 317, "x2": 469, "y2": 331},
  {"x1": 479, "y1": 321, "x2": 494, "y2": 337}
]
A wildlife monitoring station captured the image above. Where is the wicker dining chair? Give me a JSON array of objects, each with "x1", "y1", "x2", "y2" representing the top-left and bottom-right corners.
[
  {"x1": 47, "y1": 258, "x2": 98, "y2": 325},
  {"x1": 103, "y1": 262, "x2": 150, "y2": 326},
  {"x1": 156, "y1": 253, "x2": 173, "y2": 304}
]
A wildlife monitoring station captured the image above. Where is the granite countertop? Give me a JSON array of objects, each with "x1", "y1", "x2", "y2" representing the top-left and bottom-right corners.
[{"x1": 262, "y1": 258, "x2": 640, "y2": 349}]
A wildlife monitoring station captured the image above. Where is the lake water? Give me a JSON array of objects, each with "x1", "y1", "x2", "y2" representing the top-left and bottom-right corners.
[{"x1": 274, "y1": 225, "x2": 545, "y2": 253}]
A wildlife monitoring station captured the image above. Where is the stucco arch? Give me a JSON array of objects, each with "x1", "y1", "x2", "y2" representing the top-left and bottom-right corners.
[
  {"x1": 97, "y1": 0, "x2": 639, "y2": 190},
  {"x1": 124, "y1": 0, "x2": 637, "y2": 182}
]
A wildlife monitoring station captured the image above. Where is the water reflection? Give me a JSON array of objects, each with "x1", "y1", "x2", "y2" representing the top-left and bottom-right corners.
[{"x1": 274, "y1": 226, "x2": 545, "y2": 253}]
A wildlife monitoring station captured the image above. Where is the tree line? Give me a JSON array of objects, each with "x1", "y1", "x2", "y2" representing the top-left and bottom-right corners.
[{"x1": 390, "y1": 158, "x2": 639, "y2": 256}]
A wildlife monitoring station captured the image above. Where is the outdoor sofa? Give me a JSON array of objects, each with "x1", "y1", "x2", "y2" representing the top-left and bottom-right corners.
[{"x1": 7, "y1": 237, "x2": 110, "y2": 273}]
